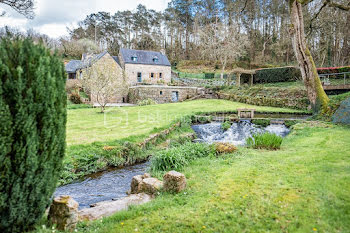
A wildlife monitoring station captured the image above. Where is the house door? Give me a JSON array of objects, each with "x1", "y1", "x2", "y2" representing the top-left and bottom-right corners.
[
  {"x1": 137, "y1": 72, "x2": 142, "y2": 82},
  {"x1": 172, "y1": 91, "x2": 179, "y2": 102}
]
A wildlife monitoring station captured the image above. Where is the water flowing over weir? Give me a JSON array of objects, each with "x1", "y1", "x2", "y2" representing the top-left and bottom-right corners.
[
  {"x1": 54, "y1": 162, "x2": 149, "y2": 210},
  {"x1": 191, "y1": 121, "x2": 290, "y2": 145}
]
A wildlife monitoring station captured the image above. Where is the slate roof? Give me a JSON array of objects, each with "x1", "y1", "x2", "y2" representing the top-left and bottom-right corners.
[
  {"x1": 80, "y1": 51, "x2": 109, "y2": 69},
  {"x1": 65, "y1": 51, "x2": 115, "y2": 73},
  {"x1": 65, "y1": 60, "x2": 82, "y2": 73},
  {"x1": 120, "y1": 48, "x2": 171, "y2": 66}
]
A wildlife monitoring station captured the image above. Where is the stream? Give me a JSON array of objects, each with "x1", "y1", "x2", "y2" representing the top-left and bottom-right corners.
[
  {"x1": 55, "y1": 120, "x2": 291, "y2": 209},
  {"x1": 191, "y1": 121, "x2": 290, "y2": 145},
  {"x1": 54, "y1": 162, "x2": 149, "y2": 210}
]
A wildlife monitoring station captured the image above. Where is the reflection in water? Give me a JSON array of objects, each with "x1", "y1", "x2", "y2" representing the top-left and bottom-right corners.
[
  {"x1": 191, "y1": 121, "x2": 290, "y2": 145},
  {"x1": 54, "y1": 162, "x2": 149, "y2": 210}
]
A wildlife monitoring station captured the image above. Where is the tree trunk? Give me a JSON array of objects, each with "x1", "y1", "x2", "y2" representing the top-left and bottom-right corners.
[
  {"x1": 289, "y1": 0, "x2": 329, "y2": 113},
  {"x1": 221, "y1": 58, "x2": 227, "y2": 80}
]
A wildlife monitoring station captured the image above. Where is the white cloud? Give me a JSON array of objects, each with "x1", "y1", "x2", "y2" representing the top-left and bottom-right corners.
[
  {"x1": 0, "y1": 0, "x2": 171, "y2": 38},
  {"x1": 34, "y1": 23, "x2": 71, "y2": 38}
]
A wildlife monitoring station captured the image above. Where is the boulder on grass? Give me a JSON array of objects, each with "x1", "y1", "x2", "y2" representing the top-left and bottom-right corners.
[
  {"x1": 333, "y1": 97, "x2": 350, "y2": 124},
  {"x1": 163, "y1": 171, "x2": 187, "y2": 193},
  {"x1": 130, "y1": 173, "x2": 152, "y2": 194},
  {"x1": 137, "y1": 178, "x2": 163, "y2": 195},
  {"x1": 48, "y1": 196, "x2": 79, "y2": 231},
  {"x1": 130, "y1": 175, "x2": 143, "y2": 194}
]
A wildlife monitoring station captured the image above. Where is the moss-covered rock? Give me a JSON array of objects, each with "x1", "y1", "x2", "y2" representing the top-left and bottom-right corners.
[{"x1": 332, "y1": 97, "x2": 350, "y2": 124}]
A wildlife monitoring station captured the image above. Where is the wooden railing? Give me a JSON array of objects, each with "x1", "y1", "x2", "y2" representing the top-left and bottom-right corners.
[{"x1": 319, "y1": 72, "x2": 350, "y2": 90}]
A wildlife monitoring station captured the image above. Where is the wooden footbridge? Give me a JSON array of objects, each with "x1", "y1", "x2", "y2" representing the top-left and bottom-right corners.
[{"x1": 320, "y1": 72, "x2": 350, "y2": 91}]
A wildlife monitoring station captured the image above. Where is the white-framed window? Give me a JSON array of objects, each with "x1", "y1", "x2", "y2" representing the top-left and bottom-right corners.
[
  {"x1": 159, "y1": 73, "x2": 162, "y2": 79},
  {"x1": 137, "y1": 72, "x2": 142, "y2": 82},
  {"x1": 151, "y1": 73, "x2": 154, "y2": 78}
]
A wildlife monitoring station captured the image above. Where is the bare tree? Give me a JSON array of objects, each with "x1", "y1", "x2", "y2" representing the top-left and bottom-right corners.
[
  {"x1": 199, "y1": 22, "x2": 248, "y2": 79},
  {"x1": 60, "y1": 38, "x2": 100, "y2": 59},
  {"x1": 80, "y1": 56, "x2": 125, "y2": 113},
  {"x1": 0, "y1": 0, "x2": 34, "y2": 19}
]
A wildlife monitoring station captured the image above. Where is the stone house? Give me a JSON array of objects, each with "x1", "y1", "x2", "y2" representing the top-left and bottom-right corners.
[
  {"x1": 118, "y1": 48, "x2": 171, "y2": 86},
  {"x1": 65, "y1": 48, "x2": 200, "y2": 104}
]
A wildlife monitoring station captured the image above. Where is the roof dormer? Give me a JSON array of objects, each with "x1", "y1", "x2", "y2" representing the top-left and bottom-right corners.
[{"x1": 153, "y1": 56, "x2": 159, "y2": 63}]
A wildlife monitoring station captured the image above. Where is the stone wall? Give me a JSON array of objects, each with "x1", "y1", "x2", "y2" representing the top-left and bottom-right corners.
[
  {"x1": 129, "y1": 85, "x2": 202, "y2": 104},
  {"x1": 124, "y1": 64, "x2": 171, "y2": 86},
  {"x1": 172, "y1": 76, "x2": 236, "y2": 87}
]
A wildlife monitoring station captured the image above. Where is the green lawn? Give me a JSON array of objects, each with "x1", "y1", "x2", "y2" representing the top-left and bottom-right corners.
[
  {"x1": 73, "y1": 122, "x2": 350, "y2": 233},
  {"x1": 67, "y1": 99, "x2": 304, "y2": 145}
]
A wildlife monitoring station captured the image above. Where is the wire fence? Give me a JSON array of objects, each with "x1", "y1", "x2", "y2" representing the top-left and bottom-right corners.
[{"x1": 319, "y1": 72, "x2": 350, "y2": 86}]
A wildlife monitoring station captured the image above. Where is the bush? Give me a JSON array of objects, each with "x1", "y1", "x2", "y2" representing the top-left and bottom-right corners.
[
  {"x1": 0, "y1": 37, "x2": 66, "y2": 232},
  {"x1": 252, "y1": 119, "x2": 270, "y2": 127},
  {"x1": 150, "y1": 142, "x2": 215, "y2": 172},
  {"x1": 284, "y1": 120, "x2": 299, "y2": 128},
  {"x1": 138, "y1": 98, "x2": 157, "y2": 106},
  {"x1": 204, "y1": 73, "x2": 215, "y2": 79},
  {"x1": 253, "y1": 66, "x2": 301, "y2": 83},
  {"x1": 215, "y1": 143, "x2": 237, "y2": 154},
  {"x1": 246, "y1": 132, "x2": 283, "y2": 150},
  {"x1": 222, "y1": 121, "x2": 231, "y2": 131},
  {"x1": 69, "y1": 91, "x2": 83, "y2": 104},
  {"x1": 65, "y1": 79, "x2": 81, "y2": 94}
]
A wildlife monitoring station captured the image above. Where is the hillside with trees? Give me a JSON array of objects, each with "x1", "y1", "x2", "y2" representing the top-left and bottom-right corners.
[{"x1": 65, "y1": 0, "x2": 350, "y2": 68}]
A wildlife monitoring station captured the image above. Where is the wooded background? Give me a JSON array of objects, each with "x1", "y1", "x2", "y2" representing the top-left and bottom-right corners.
[{"x1": 62, "y1": 0, "x2": 349, "y2": 68}]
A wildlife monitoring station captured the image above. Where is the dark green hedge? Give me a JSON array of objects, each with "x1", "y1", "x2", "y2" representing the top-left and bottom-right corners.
[
  {"x1": 252, "y1": 66, "x2": 302, "y2": 83},
  {"x1": 0, "y1": 37, "x2": 66, "y2": 233}
]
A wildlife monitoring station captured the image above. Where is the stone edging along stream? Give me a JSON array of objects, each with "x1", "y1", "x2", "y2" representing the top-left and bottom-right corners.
[
  {"x1": 137, "y1": 122, "x2": 181, "y2": 149},
  {"x1": 50, "y1": 171, "x2": 187, "y2": 231}
]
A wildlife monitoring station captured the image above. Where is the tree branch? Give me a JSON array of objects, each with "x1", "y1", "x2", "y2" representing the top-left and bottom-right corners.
[
  {"x1": 240, "y1": 0, "x2": 249, "y2": 14},
  {"x1": 0, "y1": 0, "x2": 34, "y2": 19},
  {"x1": 307, "y1": 0, "x2": 329, "y2": 36},
  {"x1": 326, "y1": 0, "x2": 350, "y2": 11},
  {"x1": 307, "y1": 0, "x2": 349, "y2": 37}
]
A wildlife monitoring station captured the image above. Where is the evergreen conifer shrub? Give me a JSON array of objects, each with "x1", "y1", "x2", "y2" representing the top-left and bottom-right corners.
[{"x1": 0, "y1": 37, "x2": 67, "y2": 232}]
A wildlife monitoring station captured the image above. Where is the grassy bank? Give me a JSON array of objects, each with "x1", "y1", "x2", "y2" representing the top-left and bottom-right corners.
[
  {"x1": 60, "y1": 121, "x2": 193, "y2": 185},
  {"x1": 218, "y1": 85, "x2": 309, "y2": 110},
  {"x1": 64, "y1": 122, "x2": 350, "y2": 233}
]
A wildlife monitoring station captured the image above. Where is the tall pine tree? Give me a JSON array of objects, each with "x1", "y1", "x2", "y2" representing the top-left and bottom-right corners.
[{"x1": 0, "y1": 37, "x2": 67, "y2": 233}]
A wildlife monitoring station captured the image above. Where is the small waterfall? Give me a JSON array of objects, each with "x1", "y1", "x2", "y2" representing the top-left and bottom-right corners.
[
  {"x1": 265, "y1": 124, "x2": 290, "y2": 137},
  {"x1": 192, "y1": 121, "x2": 290, "y2": 146}
]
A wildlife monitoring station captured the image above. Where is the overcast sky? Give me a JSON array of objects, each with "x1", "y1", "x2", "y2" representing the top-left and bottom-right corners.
[{"x1": 0, "y1": 0, "x2": 171, "y2": 38}]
